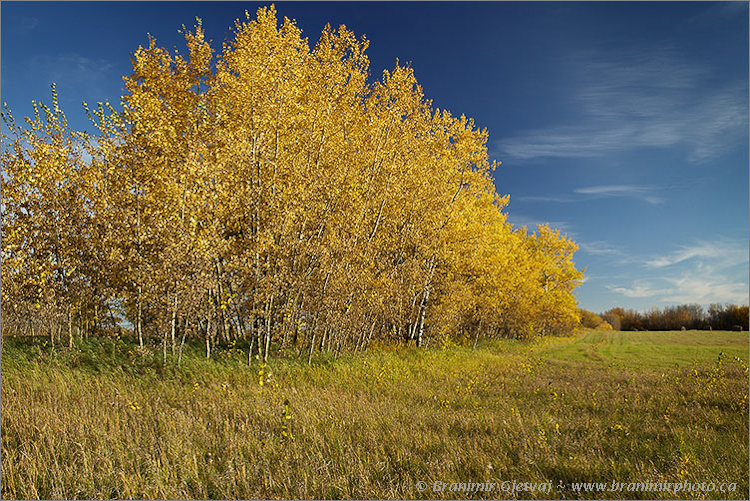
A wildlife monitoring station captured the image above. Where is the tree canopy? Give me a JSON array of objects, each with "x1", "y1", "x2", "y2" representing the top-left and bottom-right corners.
[{"x1": 1, "y1": 6, "x2": 584, "y2": 360}]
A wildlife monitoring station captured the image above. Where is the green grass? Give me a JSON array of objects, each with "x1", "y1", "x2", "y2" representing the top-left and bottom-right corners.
[
  {"x1": 544, "y1": 330, "x2": 749, "y2": 369},
  {"x1": 1, "y1": 330, "x2": 748, "y2": 499}
]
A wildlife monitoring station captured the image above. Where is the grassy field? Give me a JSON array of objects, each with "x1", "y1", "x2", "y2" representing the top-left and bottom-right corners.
[{"x1": 1, "y1": 330, "x2": 748, "y2": 499}]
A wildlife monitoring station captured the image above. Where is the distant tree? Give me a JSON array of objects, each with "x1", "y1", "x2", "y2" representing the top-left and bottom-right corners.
[
  {"x1": 578, "y1": 308, "x2": 605, "y2": 329},
  {"x1": 602, "y1": 308, "x2": 624, "y2": 331},
  {"x1": 619, "y1": 309, "x2": 643, "y2": 331},
  {"x1": 601, "y1": 303, "x2": 746, "y2": 332},
  {"x1": 708, "y1": 304, "x2": 749, "y2": 331}
]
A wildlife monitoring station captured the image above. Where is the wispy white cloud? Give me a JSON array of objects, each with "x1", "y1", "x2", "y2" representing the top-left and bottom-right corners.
[
  {"x1": 609, "y1": 276, "x2": 748, "y2": 305},
  {"x1": 607, "y1": 282, "x2": 669, "y2": 298},
  {"x1": 646, "y1": 240, "x2": 748, "y2": 269},
  {"x1": 686, "y1": 86, "x2": 749, "y2": 161},
  {"x1": 496, "y1": 45, "x2": 747, "y2": 163},
  {"x1": 574, "y1": 184, "x2": 664, "y2": 205},
  {"x1": 516, "y1": 185, "x2": 663, "y2": 205},
  {"x1": 578, "y1": 240, "x2": 623, "y2": 256},
  {"x1": 499, "y1": 126, "x2": 633, "y2": 160},
  {"x1": 661, "y1": 275, "x2": 748, "y2": 305},
  {"x1": 606, "y1": 238, "x2": 749, "y2": 306},
  {"x1": 576, "y1": 185, "x2": 646, "y2": 195},
  {"x1": 515, "y1": 194, "x2": 575, "y2": 203}
]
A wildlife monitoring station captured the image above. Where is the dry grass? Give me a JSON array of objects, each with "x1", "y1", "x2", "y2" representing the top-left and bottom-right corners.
[{"x1": 1, "y1": 331, "x2": 748, "y2": 499}]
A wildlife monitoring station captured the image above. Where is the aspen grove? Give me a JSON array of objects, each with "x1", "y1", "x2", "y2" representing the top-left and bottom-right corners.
[{"x1": 1, "y1": 7, "x2": 583, "y2": 362}]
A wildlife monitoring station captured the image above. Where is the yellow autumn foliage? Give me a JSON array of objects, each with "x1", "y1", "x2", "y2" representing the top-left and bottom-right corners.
[{"x1": 1, "y1": 6, "x2": 583, "y2": 355}]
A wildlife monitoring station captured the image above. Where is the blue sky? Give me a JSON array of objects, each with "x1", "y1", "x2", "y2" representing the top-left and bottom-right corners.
[{"x1": 2, "y1": 1, "x2": 748, "y2": 314}]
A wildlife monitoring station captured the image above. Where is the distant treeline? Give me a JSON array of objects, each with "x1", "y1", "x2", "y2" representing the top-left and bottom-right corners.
[{"x1": 580, "y1": 304, "x2": 749, "y2": 332}]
